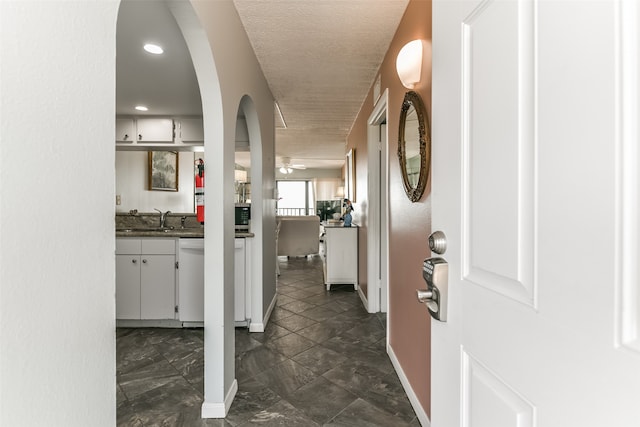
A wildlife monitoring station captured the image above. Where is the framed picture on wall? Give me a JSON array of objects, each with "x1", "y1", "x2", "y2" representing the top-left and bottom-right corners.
[
  {"x1": 148, "y1": 151, "x2": 179, "y2": 191},
  {"x1": 346, "y1": 148, "x2": 355, "y2": 202}
]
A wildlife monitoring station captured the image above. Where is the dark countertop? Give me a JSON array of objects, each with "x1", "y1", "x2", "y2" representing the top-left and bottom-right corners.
[
  {"x1": 116, "y1": 227, "x2": 203, "y2": 238},
  {"x1": 321, "y1": 221, "x2": 359, "y2": 228},
  {"x1": 235, "y1": 232, "x2": 255, "y2": 238},
  {"x1": 116, "y1": 228, "x2": 254, "y2": 238}
]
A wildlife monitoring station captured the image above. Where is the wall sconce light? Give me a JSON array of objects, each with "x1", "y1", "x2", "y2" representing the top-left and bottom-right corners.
[
  {"x1": 234, "y1": 169, "x2": 247, "y2": 183},
  {"x1": 396, "y1": 39, "x2": 425, "y2": 89}
]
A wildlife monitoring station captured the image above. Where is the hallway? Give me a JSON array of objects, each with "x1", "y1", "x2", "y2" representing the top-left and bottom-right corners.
[{"x1": 117, "y1": 255, "x2": 419, "y2": 426}]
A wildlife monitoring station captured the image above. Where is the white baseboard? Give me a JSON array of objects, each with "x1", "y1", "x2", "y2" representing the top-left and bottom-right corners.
[
  {"x1": 249, "y1": 322, "x2": 264, "y2": 332},
  {"x1": 201, "y1": 379, "x2": 238, "y2": 418},
  {"x1": 387, "y1": 345, "x2": 431, "y2": 426},
  {"x1": 357, "y1": 285, "x2": 369, "y2": 311},
  {"x1": 249, "y1": 291, "x2": 277, "y2": 333}
]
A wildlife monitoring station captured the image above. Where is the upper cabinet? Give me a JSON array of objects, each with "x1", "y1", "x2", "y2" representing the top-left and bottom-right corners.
[
  {"x1": 116, "y1": 116, "x2": 203, "y2": 150},
  {"x1": 116, "y1": 118, "x2": 135, "y2": 142},
  {"x1": 136, "y1": 118, "x2": 174, "y2": 142},
  {"x1": 179, "y1": 118, "x2": 204, "y2": 143}
]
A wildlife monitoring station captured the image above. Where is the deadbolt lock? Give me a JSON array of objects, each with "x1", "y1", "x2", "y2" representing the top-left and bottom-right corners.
[{"x1": 428, "y1": 230, "x2": 447, "y2": 255}]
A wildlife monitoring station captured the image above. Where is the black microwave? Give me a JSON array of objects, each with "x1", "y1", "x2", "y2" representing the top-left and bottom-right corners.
[{"x1": 235, "y1": 203, "x2": 251, "y2": 230}]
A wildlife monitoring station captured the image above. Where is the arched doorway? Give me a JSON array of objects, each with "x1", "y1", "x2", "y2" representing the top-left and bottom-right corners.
[{"x1": 115, "y1": 0, "x2": 232, "y2": 418}]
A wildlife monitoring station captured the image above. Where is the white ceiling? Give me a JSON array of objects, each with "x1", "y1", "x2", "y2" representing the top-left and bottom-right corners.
[
  {"x1": 116, "y1": 0, "x2": 202, "y2": 116},
  {"x1": 116, "y1": 0, "x2": 409, "y2": 170}
]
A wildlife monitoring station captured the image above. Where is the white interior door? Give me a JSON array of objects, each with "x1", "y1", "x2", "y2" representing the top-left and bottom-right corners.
[
  {"x1": 367, "y1": 91, "x2": 389, "y2": 313},
  {"x1": 431, "y1": 0, "x2": 640, "y2": 425},
  {"x1": 380, "y1": 122, "x2": 388, "y2": 313}
]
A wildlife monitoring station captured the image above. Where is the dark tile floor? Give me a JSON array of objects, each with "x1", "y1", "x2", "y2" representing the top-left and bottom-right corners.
[{"x1": 117, "y1": 254, "x2": 420, "y2": 426}]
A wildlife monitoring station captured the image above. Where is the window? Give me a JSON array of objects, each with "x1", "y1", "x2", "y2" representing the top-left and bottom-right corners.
[{"x1": 276, "y1": 180, "x2": 315, "y2": 216}]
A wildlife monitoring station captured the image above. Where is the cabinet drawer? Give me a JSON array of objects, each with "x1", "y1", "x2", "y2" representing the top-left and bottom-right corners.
[
  {"x1": 116, "y1": 238, "x2": 141, "y2": 255},
  {"x1": 141, "y1": 239, "x2": 176, "y2": 255}
]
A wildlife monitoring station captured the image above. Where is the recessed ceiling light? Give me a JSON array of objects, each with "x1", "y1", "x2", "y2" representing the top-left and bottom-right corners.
[
  {"x1": 143, "y1": 43, "x2": 163, "y2": 55},
  {"x1": 135, "y1": 105, "x2": 148, "y2": 112}
]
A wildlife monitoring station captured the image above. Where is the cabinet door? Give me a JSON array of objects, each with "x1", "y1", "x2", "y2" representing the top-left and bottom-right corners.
[
  {"x1": 116, "y1": 119, "x2": 135, "y2": 143},
  {"x1": 136, "y1": 118, "x2": 174, "y2": 142},
  {"x1": 116, "y1": 255, "x2": 141, "y2": 319},
  {"x1": 179, "y1": 118, "x2": 204, "y2": 143},
  {"x1": 325, "y1": 228, "x2": 358, "y2": 284},
  {"x1": 140, "y1": 255, "x2": 176, "y2": 319}
]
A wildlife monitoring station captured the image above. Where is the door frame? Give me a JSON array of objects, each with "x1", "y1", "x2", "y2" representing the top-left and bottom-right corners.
[{"x1": 367, "y1": 89, "x2": 389, "y2": 314}]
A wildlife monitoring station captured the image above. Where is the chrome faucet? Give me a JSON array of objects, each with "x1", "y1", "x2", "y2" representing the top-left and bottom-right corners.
[{"x1": 154, "y1": 209, "x2": 171, "y2": 228}]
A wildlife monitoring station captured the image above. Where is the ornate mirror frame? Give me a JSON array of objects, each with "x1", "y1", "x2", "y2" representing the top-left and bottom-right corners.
[{"x1": 397, "y1": 90, "x2": 430, "y2": 202}]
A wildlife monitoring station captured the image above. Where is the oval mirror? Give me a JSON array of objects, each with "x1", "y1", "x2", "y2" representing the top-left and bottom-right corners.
[{"x1": 398, "y1": 90, "x2": 430, "y2": 202}]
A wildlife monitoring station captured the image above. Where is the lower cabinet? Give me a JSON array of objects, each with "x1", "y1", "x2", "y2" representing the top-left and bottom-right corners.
[
  {"x1": 116, "y1": 238, "x2": 177, "y2": 320},
  {"x1": 116, "y1": 236, "x2": 252, "y2": 326},
  {"x1": 140, "y1": 254, "x2": 176, "y2": 319},
  {"x1": 323, "y1": 226, "x2": 358, "y2": 290},
  {"x1": 115, "y1": 254, "x2": 141, "y2": 319}
]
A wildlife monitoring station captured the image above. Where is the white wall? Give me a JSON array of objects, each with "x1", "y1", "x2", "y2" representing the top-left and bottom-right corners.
[
  {"x1": 0, "y1": 1, "x2": 275, "y2": 422},
  {"x1": 169, "y1": 0, "x2": 276, "y2": 416},
  {"x1": 115, "y1": 151, "x2": 198, "y2": 213},
  {"x1": 0, "y1": 1, "x2": 118, "y2": 425},
  {"x1": 313, "y1": 177, "x2": 343, "y2": 201},
  {"x1": 275, "y1": 167, "x2": 342, "y2": 181}
]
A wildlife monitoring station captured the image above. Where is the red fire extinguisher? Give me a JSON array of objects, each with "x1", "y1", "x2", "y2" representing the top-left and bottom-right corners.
[{"x1": 195, "y1": 158, "x2": 205, "y2": 224}]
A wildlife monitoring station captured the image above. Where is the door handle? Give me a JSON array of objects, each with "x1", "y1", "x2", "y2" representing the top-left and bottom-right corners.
[
  {"x1": 416, "y1": 289, "x2": 433, "y2": 302},
  {"x1": 417, "y1": 256, "x2": 448, "y2": 322},
  {"x1": 416, "y1": 288, "x2": 440, "y2": 315}
]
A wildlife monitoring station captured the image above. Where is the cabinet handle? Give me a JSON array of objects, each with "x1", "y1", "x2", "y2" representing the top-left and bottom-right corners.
[
  {"x1": 138, "y1": 134, "x2": 142, "y2": 140},
  {"x1": 142, "y1": 259, "x2": 147, "y2": 264},
  {"x1": 132, "y1": 259, "x2": 137, "y2": 264},
  {"x1": 123, "y1": 134, "x2": 129, "y2": 140}
]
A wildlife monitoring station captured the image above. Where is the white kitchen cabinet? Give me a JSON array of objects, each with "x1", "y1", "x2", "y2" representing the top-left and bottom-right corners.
[
  {"x1": 323, "y1": 226, "x2": 358, "y2": 291},
  {"x1": 140, "y1": 254, "x2": 176, "y2": 319},
  {"x1": 179, "y1": 118, "x2": 204, "y2": 143},
  {"x1": 116, "y1": 254, "x2": 142, "y2": 319},
  {"x1": 116, "y1": 118, "x2": 135, "y2": 143},
  {"x1": 136, "y1": 118, "x2": 174, "y2": 142},
  {"x1": 115, "y1": 116, "x2": 205, "y2": 149},
  {"x1": 116, "y1": 238, "x2": 177, "y2": 320}
]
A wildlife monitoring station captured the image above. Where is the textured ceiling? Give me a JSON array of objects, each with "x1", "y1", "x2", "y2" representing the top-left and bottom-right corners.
[
  {"x1": 116, "y1": 0, "x2": 409, "y2": 170},
  {"x1": 233, "y1": 0, "x2": 409, "y2": 169}
]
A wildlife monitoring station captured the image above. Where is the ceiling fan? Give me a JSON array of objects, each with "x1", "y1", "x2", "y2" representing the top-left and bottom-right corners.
[{"x1": 279, "y1": 157, "x2": 306, "y2": 174}]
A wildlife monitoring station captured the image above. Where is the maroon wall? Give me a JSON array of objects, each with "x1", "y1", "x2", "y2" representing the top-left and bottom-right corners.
[{"x1": 346, "y1": 0, "x2": 432, "y2": 415}]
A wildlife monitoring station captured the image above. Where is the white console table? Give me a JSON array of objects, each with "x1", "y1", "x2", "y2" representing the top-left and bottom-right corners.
[{"x1": 322, "y1": 225, "x2": 358, "y2": 291}]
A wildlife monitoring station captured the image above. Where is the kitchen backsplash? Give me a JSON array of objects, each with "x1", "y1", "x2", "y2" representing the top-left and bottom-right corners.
[{"x1": 115, "y1": 212, "x2": 203, "y2": 230}]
